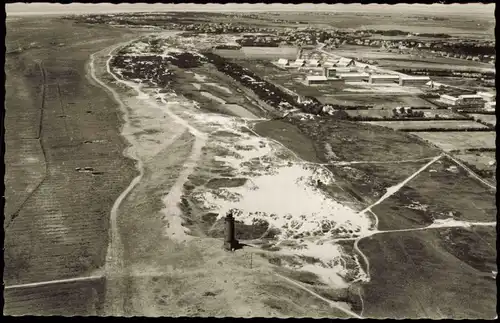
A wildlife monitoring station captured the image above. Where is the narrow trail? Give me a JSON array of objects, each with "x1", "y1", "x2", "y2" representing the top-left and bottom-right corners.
[
  {"x1": 4, "y1": 275, "x2": 103, "y2": 290},
  {"x1": 445, "y1": 153, "x2": 496, "y2": 190},
  {"x1": 275, "y1": 274, "x2": 363, "y2": 319},
  {"x1": 358, "y1": 154, "x2": 444, "y2": 214},
  {"x1": 89, "y1": 44, "x2": 144, "y2": 316}
]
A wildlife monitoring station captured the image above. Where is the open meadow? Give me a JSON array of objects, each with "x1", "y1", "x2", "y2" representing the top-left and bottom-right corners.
[
  {"x1": 4, "y1": 16, "x2": 142, "y2": 315},
  {"x1": 411, "y1": 131, "x2": 496, "y2": 151},
  {"x1": 363, "y1": 120, "x2": 489, "y2": 130},
  {"x1": 359, "y1": 226, "x2": 496, "y2": 319}
]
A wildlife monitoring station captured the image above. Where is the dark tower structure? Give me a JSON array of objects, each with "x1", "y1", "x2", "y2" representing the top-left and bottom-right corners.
[{"x1": 223, "y1": 210, "x2": 238, "y2": 251}]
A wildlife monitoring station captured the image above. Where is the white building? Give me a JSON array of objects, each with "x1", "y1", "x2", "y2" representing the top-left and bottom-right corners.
[
  {"x1": 440, "y1": 94, "x2": 460, "y2": 106},
  {"x1": 477, "y1": 91, "x2": 496, "y2": 102},
  {"x1": 485, "y1": 101, "x2": 496, "y2": 110},
  {"x1": 277, "y1": 58, "x2": 289, "y2": 66},
  {"x1": 399, "y1": 75, "x2": 431, "y2": 86},
  {"x1": 336, "y1": 57, "x2": 356, "y2": 67},
  {"x1": 322, "y1": 59, "x2": 338, "y2": 67},
  {"x1": 290, "y1": 59, "x2": 306, "y2": 67},
  {"x1": 458, "y1": 94, "x2": 484, "y2": 106},
  {"x1": 305, "y1": 75, "x2": 344, "y2": 86},
  {"x1": 337, "y1": 73, "x2": 369, "y2": 82},
  {"x1": 306, "y1": 59, "x2": 321, "y2": 67},
  {"x1": 305, "y1": 75, "x2": 328, "y2": 85},
  {"x1": 368, "y1": 74, "x2": 400, "y2": 84}
]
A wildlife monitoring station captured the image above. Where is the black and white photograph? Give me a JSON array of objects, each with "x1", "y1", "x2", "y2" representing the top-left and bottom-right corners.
[{"x1": 3, "y1": 2, "x2": 497, "y2": 319}]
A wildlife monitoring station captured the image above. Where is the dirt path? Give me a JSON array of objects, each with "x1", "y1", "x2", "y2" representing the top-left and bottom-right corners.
[
  {"x1": 4, "y1": 275, "x2": 103, "y2": 290},
  {"x1": 358, "y1": 154, "x2": 444, "y2": 214},
  {"x1": 275, "y1": 274, "x2": 362, "y2": 318},
  {"x1": 89, "y1": 43, "x2": 145, "y2": 316},
  {"x1": 445, "y1": 153, "x2": 496, "y2": 190}
]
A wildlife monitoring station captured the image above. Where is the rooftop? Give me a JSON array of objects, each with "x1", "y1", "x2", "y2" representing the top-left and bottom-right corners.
[
  {"x1": 459, "y1": 94, "x2": 483, "y2": 99},
  {"x1": 370, "y1": 74, "x2": 399, "y2": 79},
  {"x1": 306, "y1": 75, "x2": 328, "y2": 81},
  {"x1": 337, "y1": 73, "x2": 369, "y2": 77},
  {"x1": 400, "y1": 76, "x2": 431, "y2": 80}
]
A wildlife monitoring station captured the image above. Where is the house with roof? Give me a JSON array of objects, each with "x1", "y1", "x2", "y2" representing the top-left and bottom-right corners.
[{"x1": 336, "y1": 57, "x2": 356, "y2": 67}]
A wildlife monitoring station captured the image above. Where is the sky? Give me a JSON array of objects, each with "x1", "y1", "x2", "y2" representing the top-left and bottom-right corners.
[{"x1": 6, "y1": 3, "x2": 495, "y2": 16}]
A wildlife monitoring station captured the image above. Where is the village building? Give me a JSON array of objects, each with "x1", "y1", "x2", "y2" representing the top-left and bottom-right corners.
[
  {"x1": 305, "y1": 75, "x2": 328, "y2": 85},
  {"x1": 457, "y1": 94, "x2": 485, "y2": 107},
  {"x1": 398, "y1": 75, "x2": 431, "y2": 86},
  {"x1": 305, "y1": 59, "x2": 321, "y2": 67},
  {"x1": 485, "y1": 101, "x2": 496, "y2": 110},
  {"x1": 290, "y1": 58, "x2": 306, "y2": 67},
  {"x1": 477, "y1": 91, "x2": 495, "y2": 102},
  {"x1": 440, "y1": 94, "x2": 461, "y2": 106},
  {"x1": 368, "y1": 74, "x2": 400, "y2": 84},
  {"x1": 277, "y1": 58, "x2": 289, "y2": 66},
  {"x1": 304, "y1": 75, "x2": 344, "y2": 86},
  {"x1": 337, "y1": 72, "x2": 369, "y2": 82},
  {"x1": 336, "y1": 57, "x2": 356, "y2": 67},
  {"x1": 322, "y1": 59, "x2": 338, "y2": 67}
]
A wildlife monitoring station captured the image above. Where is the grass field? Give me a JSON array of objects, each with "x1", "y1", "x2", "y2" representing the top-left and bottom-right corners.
[
  {"x1": 328, "y1": 45, "x2": 494, "y2": 72},
  {"x1": 5, "y1": 16, "x2": 140, "y2": 315},
  {"x1": 288, "y1": 117, "x2": 442, "y2": 162},
  {"x1": 453, "y1": 151, "x2": 496, "y2": 173},
  {"x1": 344, "y1": 109, "x2": 465, "y2": 119},
  {"x1": 214, "y1": 46, "x2": 298, "y2": 60},
  {"x1": 318, "y1": 94, "x2": 436, "y2": 109},
  {"x1": 359, "y1": 226, "x2": 496, "y2": 319},
  {"x1": 411, "y1": 131, "x2": 496, "y2": 151},
  {"x1": 372, "y1": 156, "x2": 496, "y2": 230},
  {"x1": 467, "y1": 114, "x2": 496, "y2": 127},
  {"x1": 364, "y1": 120, "x2": 488, "y2": 130},
  {"x1": 253, "y1": 120, "x2": 322, "y2": 163}
]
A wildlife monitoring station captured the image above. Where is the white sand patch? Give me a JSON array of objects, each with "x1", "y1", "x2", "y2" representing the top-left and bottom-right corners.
[
  {"x1": 200, "y1": 91, "x2": 226, "y2": 104},
  {"x1": 207, "y1": 82, "x2": 233, "y2": 94},
  {"x1": 194, "y1": 73, "x2": 207, "y2": 82},
  {"x1": 192, "y1": 83, "x2": 201, "y2": 90}
]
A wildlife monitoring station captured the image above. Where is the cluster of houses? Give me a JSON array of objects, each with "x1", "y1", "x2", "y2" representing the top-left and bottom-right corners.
[{"x1": 439, "y1": 91, "x2": 496, "y2": 110}]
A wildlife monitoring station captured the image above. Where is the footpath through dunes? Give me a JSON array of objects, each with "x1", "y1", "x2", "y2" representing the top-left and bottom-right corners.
[
  {"x1": 94, "y1": 41, "x2": 368, "y2": 317},
  {"x1": 3, "y1": 17, "x2": 143, "y2": 315}
]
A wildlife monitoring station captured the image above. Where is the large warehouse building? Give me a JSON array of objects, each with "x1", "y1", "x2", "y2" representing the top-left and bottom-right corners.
[
  {"x1": 304, "y1": 75, "x2": 344, "y2": 86},
  {"x1": 399, "y1": 75, "x2": 431, "y2": 86},
  {"x1": 337, "y1": 72, "x2": 369, "y2": 82},
  {"x1": 368, "y1": 74, "x2": 400, "y2": 84}
]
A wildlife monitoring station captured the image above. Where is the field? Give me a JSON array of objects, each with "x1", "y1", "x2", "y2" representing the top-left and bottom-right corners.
[
  {"x1": 4, "y1": 16, "x2": 140, "y2": 315},
  {"x1": 328, "y1": 45, "x2": 494, "y2": 72},
  {"x1": 453, "y1": 151, "x2": 496, "y2": 171},
  {"x1": 411, "y1": 131, "x2": 496, "y2": 151},
  {"x1": 371, "y1": 156, "x2": 496, "y2": 230},
  {"x1": 359, "y1": 226, "x2": 496, "y2": 319},
  {"x1": 344, "y1": 108, "x2": 465, "y2": 119},
  {"x1": 364, "y1": 120, "x2": 489, "y2": 130},
  {"x1": 452, "y1": 151, "x2": 496, "y2": 183},
  {"x1": 318, "y1": 94, "x2": 436, "y2": 108},
  {"x1": 170, "y1": 66, "x2": 270, "y2": 118},
  {"x1": 467, "y1": 113, "x2": 496, "y2": 127},
  {"x1": 214, "y1": 46, "x2": 298, "y2": 60}
]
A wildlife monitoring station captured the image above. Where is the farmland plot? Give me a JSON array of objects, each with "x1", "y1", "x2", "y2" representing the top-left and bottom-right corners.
[
  {"x1": 364, "y1": 120, "x2": 489, "y2": 130},
  {"x1": 372, "y1": 156, "x2": 496, "y2": 231},
  {"x1": 359, "y1": 227, "x2": 496, "y2": 319},
  {"x1": 411, "y1": 131, "x2": 496, "y2": 151},
  {"x1": 467, "y1": 114, "x2": 496, "y2": 127},
  {"x1": 4, "y1": 17, "x2": 139, "y2": 315}
]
